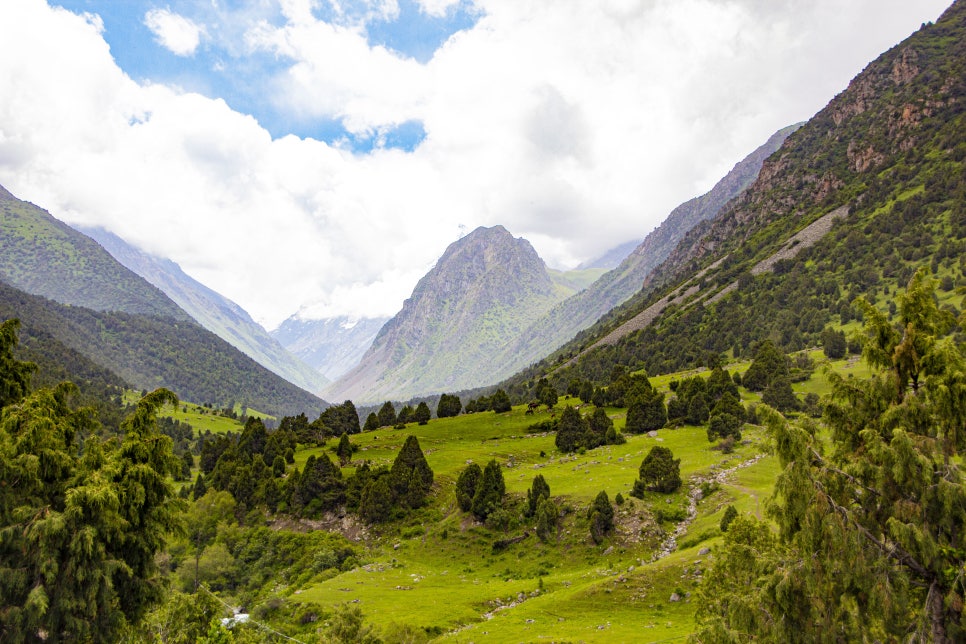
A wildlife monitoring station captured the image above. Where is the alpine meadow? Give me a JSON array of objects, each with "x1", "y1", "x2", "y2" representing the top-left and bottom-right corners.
[{"x1": 2, "y1": 1, "x2": 966, "y2": 643}]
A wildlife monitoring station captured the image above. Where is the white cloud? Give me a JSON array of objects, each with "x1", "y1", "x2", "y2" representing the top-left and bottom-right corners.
[
  {"x1": 415, "y1": 0, "x2": 461, "y2": 18},
  {"x1": 144, "y1": 8, "x2": 206, "y2": 56},
  {"x1": 0, "y1": 0, "x2": 953, "y2": 327}
]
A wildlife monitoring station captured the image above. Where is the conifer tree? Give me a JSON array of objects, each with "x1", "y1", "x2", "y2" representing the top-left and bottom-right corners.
[
  {"x1": 694, "y1": 269, "x2": 966, "y2": 642},
  {"x1": 414, "y1": 401, "x2": 431, "y2": 425},
  {"x1": 471, "y1": 459, "x2": 505, "y2": 521},
  {"x1": 525, "y1": 474, "x2": 550, "y2": 518},
  {"x1": 389, "y1": 435, "x2": 434, "y2": 509},
  {"x1": 456, "y1": 463, "x2": 482, "y2": 512}
]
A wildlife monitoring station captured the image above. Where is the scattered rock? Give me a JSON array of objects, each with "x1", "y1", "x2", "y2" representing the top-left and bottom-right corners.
[
  {"x1": 603, "y1": 546, "x2": 614, "y2": 555},
  {"x1": 669, "y1": 593, "x2": 681, "y2": 603},
  {"x1": 698, "y1": 547, "x2": 711, "y2": 556},
  {"x1": 648, "y1": 431, "x2": 658, "y2": 437}
]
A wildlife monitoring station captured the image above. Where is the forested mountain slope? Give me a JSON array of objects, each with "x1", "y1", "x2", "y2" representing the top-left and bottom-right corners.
[
  {"x1": 491, "y1": 124, "x2": 800, "y2": 380},
  {"x1": 0, "y1": 185, "x2": 190, "y2": 321},
  {"x1": 501, "y1": 1, "x2": 966, "y2": 395},
  {"x1": 0, "y1": 281, "x2": 328, "y2": 418},
  {"x1": 80, "y1": 226, "x2": 329, "y2": 394}
]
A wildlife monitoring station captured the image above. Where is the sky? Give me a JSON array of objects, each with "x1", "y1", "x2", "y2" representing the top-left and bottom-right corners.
[{"x1": 0, "y1": 0, "x2": 952, "y2": 329}]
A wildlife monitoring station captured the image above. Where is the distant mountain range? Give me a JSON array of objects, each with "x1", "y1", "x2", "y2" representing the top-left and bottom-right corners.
[
  {"x1": 322, "y1": 124, "x2": 797, "y2": 402},
  {"x1": 324, "y1": 225, "x2": 583, "y2": 402},
  {"x1": 271, "y1": 315, "x2": 390, "y2": 382},
  {"x1": 79, "y1": 226, "x2": 329, "y2": 395},
  {"x1": 0, "y1": 187, "x2": 327, "y2": 417}
]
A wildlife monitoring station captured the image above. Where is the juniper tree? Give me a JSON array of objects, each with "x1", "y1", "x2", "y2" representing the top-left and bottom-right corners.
[
  {"x1": 455, "y1": 462, "x2": 482, "y2": 512},
  {"x1": 471, "y1": 459, "x2": 505, "y2": 521},
  {"x1": 525, "y1": 474, "x2": 550, "y2": 518},
  {"x1": 633, "y1": 445, "x2": 681, "y2": 496},
  {"x1": 693, "y1": 269, "x2": 966, "y2": 642}
]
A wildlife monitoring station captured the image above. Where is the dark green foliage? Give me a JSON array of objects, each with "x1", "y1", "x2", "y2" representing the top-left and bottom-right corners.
[
  {"x1": 0, "y1": 318, "x2": 34, "y2": 408},
  {"x1": 624, "y1": 390, "x2": 667, "y2": 433},
  {"x1": 388, "y1": 435, "x2": 434, "y2": 510},
  {"x1": 0, "y1": 282, "x2": 325, "y2": 419},
  {"x1": 695, "y1": 268, "x2": 966, "y2": 640},
  {"x1": 820, "y1": 326, "x2": 848, "y2": 359},
  {"x1": 633, "y1": 445, "x2": 681, "y2": 495},
  {"x1": 192, "y1": 472, "x2": 208, "y2": 500},
  {"x1": 364, "y1": 412, "x2": 379, "y2": 431},
  {"x1": 537, "y1": 380, "x2": 558, "y2": 408},
  {"x1": 414, "y1": 401, "x2": 431, "y2": 425},
  {"x1": 455, "y1": 463, "x2": 483, "y2": 512},
  {"x1": 554, "y1": 405, "x2": 589, "y2": 453},
  {"x1": 587, "y1": 490, "x2": 614, "y2": 544},
  {"x1": 295, "y1": 453, "x2": 345, "y2": 518},
  {"x1": 336, "y1": 433, "x2": 353, "y2": 465},
  {"x1": 317, "y1": 400, "x2": 362, "y2": 436},
  {"x1": 396, "y1": 405, "x2": 414, "y2": 424},
  {"x1": 471, "y1": 459, "x2": 506, "y2": 521},
  {"x1": 490, "y1": 389, "x2": 512, "y2": 413},
  {"x1": 761, "y1": 375, "x2": 800, "y2": 413},
  {"x1": 685, "y1": 392, "x2": 710, "y2": 425},
  {"x1": 535, "y1": 498, "x2": 558, "y2": 543},
  {"x1": 525, "y1": 474, "x2": 550, "y2": 518},
  {"x1": 707, "y1": 412, "x2": 742, "y2": 443},
  {"x1": 0, "y1": 386, "x2": 185, "y2": 641},
  {"x1": 587, "y1": 406, "x2": 614, "y2": 444},
  {"x1": 377, "y1": 401, "x2": 397, "y2": 428},
  {"x1": 272, "y1": 455, "x2": 286, "y2": 477},
  {"x1": 436, "y1": 393, "x2": 462, "y2": 418},
  {"x1": 719, "y1": 505, "x2": 738, "y2": 532},
  {"x1": 359, "y1": 476, "x2": 393, "y2": 524},
  {"x1": 741, "y1": 340, "x2": 790, "y2": 392}
]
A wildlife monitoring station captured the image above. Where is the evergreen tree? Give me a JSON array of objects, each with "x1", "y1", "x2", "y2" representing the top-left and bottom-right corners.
[
  {"x1": 397, "y1": 405, "x2": 414, "y2": 424},
  {"x1": 490, "y1": 389, "x2": 512, "y2": 413},
  {"x1": 377, "y1": 401, "x2": 397, "y2": 428},
  {"x1": 707, "y1": 412, "x2": 742, "y2": 443},
  {"x1": 554, "y1": 405, "x2": 589, "y2": 453},
  {"x1": 0, "y1": 318, "x2": 34, "y2": 409},
  {"x1": 694, "y1": 270, "x2": 966, "y2": 641},
  {"x1": 436, "y1": 394, "x2": 462, "y2": 418},
  {"x1": 471, "y1": 459, "x2": 505, "y2": 521},
  {"x1": 588, "y1": 406, "x2": 614, "y2": 444},
  {"x1": 719, "y1": 505, "x2": 738, "y2": 532},
  {"x1": 0, "y1": 386, "x2": 186, "y2": 641},
  {"x1": 414, "y1": 401, "x2": 431, "y2": 425},
  {"x1": 455, "y1": 463, "x2": 482, "y2": 512},
  {"x1": 336, "y1": 432, "x2": 353, "y2": 465},
  {"x1": 820, "y1": 326, "x2": 848, "y2": 359},
  {"x1": 388, "y1": 435, "x2": 434, "y2": 509},
  {"x1": 535, "y1": 498, "x2": 559, "y2": 543},
  {"x1": 587, "y1": 490, "x2": 614, "y2": 544},
  {"x1": 685, "y1": 392, "x2": 710, "y2": 425},
  {"x1": 761, "y1": 374, "x2": 800, "y2": 413},
  {"x1": 742, "y1": 339, "x2": 789, "y2": 392},
  {"x1": 359, "y1": 476, "x2": 393, "y2": 524},
  {"x1": 363, "y1": 412, "x2": 380, "y2": 432},
  {"x1": 625, "y1": 390, "x2": 667, "y2": 433},
  {"x1": 525, "y1": 474, "x2": 550, "y2": 518},
  {"x1": 633, "y1": 445, "x2": 681, "y2": 495}
]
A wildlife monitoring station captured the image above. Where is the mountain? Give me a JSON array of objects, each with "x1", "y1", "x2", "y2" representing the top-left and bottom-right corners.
[
  {"x1": 499, "y1": 1, "x2": 966, "y2": 393},
  {"x1": 0, "y1": 186, "x2": 190, "y2": 321},
  {"x1": 485, "y1": 123, "x2": 800, "y2": 379},
  {"x1": 575, "y1": 239, "x2": 641, "y2": 271},
  {"x1": 324, "y1": 225, "x2": 580, "y2": 402},
  {"x1": 271, "y1": 315, "x2": 389, "y2": 382},
  {"x1": 0, "y1": 185, "x2": 328, "y2": 417},
  {"x1": 0, "y1": 280, "x2": 327, "y2": 418},
  {"x1": 78, "y1": 226, "x2": 329, "y2": 395}
]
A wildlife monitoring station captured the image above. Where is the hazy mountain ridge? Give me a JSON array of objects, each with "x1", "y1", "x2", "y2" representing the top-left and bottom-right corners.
[
  {"x1": 79, "y1": 226, "x2": 329, "y2": 394},
  {"x1": 498, "y1": 2, "x2": 966, "y2": 390},
  {"x1": 325, "y1": 225, "x2": 579, "y2": 402},
  {"x1": 0, "y1": 186, "x2": 190, "y2": 322},
  {"x1": 488, "y1": 123, "x2": 800, "y2": 379},
  {"x1": 271, "y1": 315, "x2": 390, "y2": 381}
]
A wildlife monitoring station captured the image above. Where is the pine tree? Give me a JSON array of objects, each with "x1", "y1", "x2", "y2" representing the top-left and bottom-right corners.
[
  {"x1": 554, "y1": 405, "x2": 589, "y2": 453},
  {"x1": 587, "y1": 490, "x2": 614, "y2": 544},
  {"x1": 336, "y1": 432, "x2": 353, "y2": 465},
  {"x1": 377, "y1": 401, "x2": 397, "y2": 428}
]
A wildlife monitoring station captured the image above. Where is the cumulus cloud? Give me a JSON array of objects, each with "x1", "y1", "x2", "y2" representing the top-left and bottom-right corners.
[
  {"x1": 144, "y1": 8, "x2": 206, "y2": 56},
  {"x1": 0, "y1": 0, "x2": 953, "y2": 328}
]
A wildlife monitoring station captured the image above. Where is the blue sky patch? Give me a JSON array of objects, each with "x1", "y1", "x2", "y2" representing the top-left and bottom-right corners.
[{"x1": 51, "y1": 0, "x2": 456, "y2": 151}]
